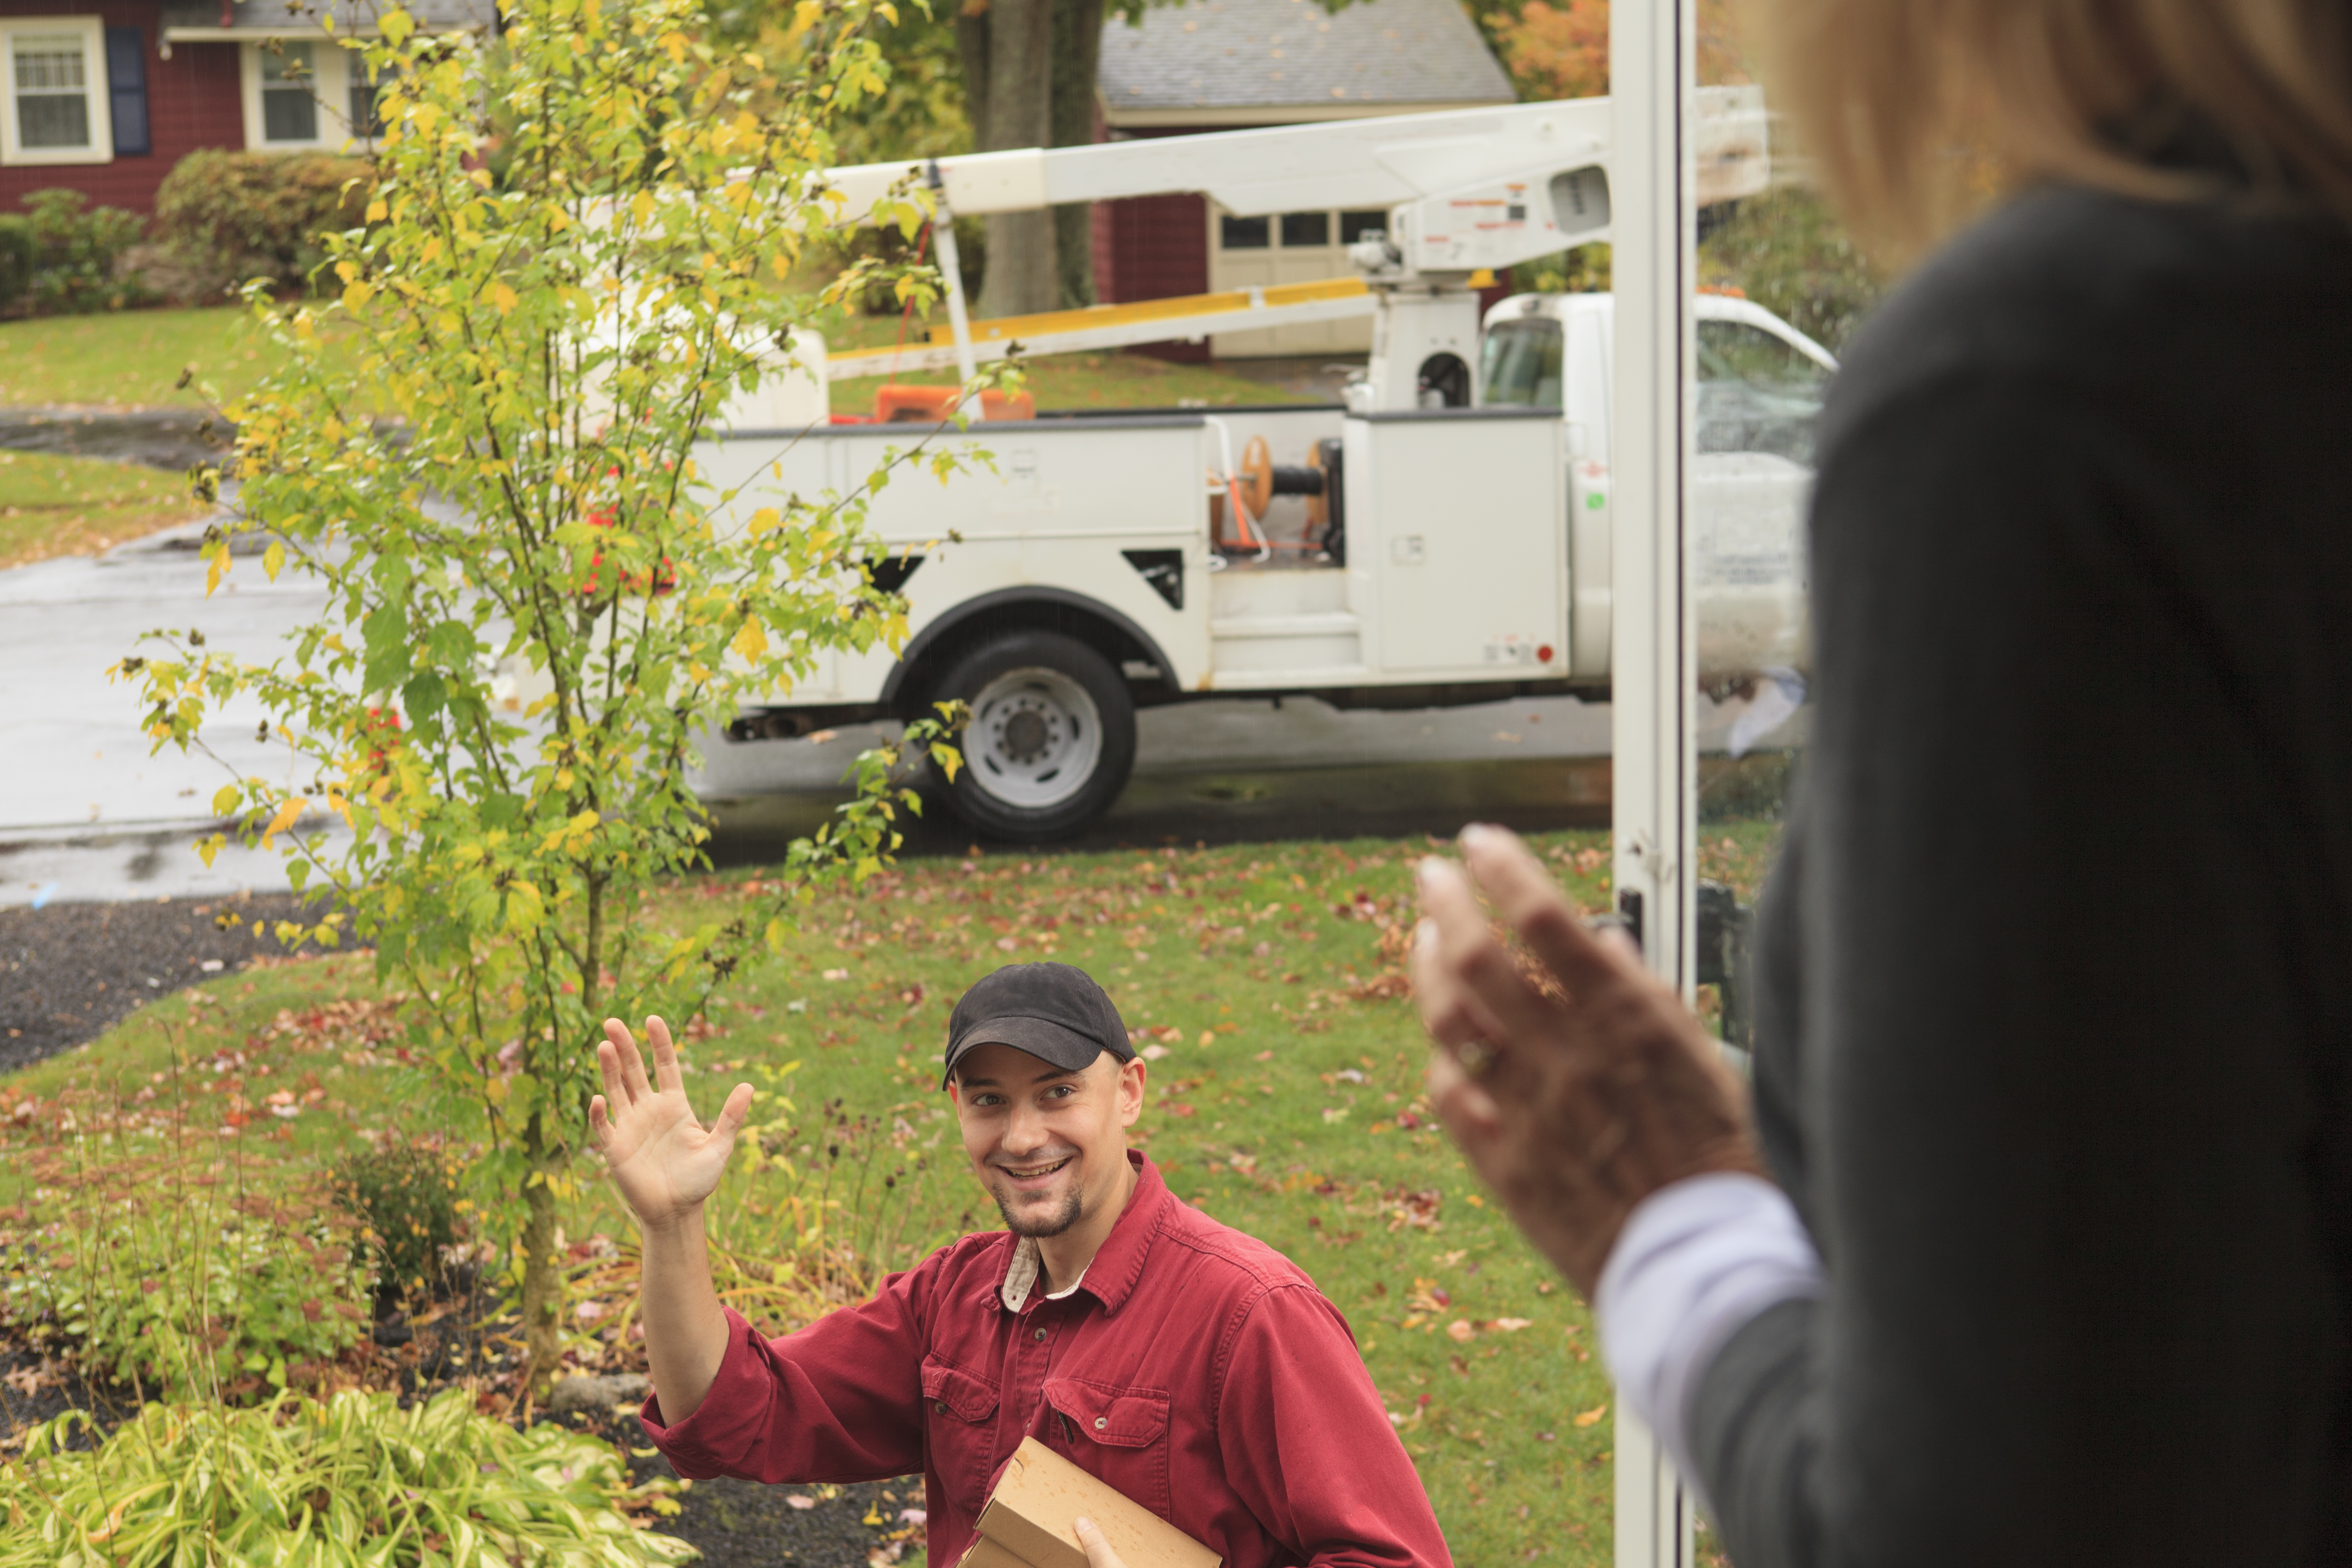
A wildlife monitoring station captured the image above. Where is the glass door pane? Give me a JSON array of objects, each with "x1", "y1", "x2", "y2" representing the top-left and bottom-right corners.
[{"x1": 1609, "y1": 0, "x2": 1877, "y2": 1561}]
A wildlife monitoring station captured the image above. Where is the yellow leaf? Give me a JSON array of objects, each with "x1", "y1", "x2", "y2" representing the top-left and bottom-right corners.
[
  {"x1": 205, "y1": 551, "x2": 226, "y2": 597},
  {"x1": 731, "y1": 619, "x2": 769, "y2": 663},
  {"x1": 211, "y1": 784, "x2": 241, "y2": 817},
  {"x1": 195, "y1": 832, "x2": 226, "y2": 869},
  {"x1": 787, "y1": 0, "x2": 821, "y2": 38},
  {"x1": 262, "y1": 541, "x2": 286, "y2": 581},
  {"x1": 490, "y1": 280, "x2": 519, "y2": 315},
  {"x1": 747, "y1": 506, "x2": 781, "y2": 536},
  {"x1": 930, "y1": 742, "x2": 961, "y2": 783},
  {"x1": 632, "y1": 191, "x2": 656, "y2": 225},
  {"x1": 260, "y1": 796, "x2": 304, "y2": 848},
  {"x1": 342, "y1": 279, "x2": 373, "y2": 310},
  {"x1": 366, "y1": 198, "x2": 388, "y2": 222},
  {"x1": 1572, "y1": 1403, "x2": 1608, "y2": 1429}
]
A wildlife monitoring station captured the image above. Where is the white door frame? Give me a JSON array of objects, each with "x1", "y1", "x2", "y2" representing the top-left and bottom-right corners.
[{"x1": 1608, "y1": 0, "x2": 1701, "y2": 1560}]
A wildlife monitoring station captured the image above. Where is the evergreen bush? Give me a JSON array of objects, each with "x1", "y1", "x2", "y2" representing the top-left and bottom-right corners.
[
  {"x1": 0, "y1": 213, "x2": 35, "y2": 312},
  {"x1": 12, "y1": 190, "x2": 150, "y2": 315},
  {"x1": 153, "y1": 149, "x2": 375, "y2": 292}
]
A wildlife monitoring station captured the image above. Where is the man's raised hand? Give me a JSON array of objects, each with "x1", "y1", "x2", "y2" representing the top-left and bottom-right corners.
[{"x1": 588, "y1": 1016, "x2": 753, "y2": 1233}]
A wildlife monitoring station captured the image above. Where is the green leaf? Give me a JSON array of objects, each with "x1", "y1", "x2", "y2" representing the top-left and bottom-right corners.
[
  {"x1": 402, "y1": 671, "x2": 448, "y2": 724},
  {"x1": 361, "y1": 602, "x2": 411, "y2": 696}
]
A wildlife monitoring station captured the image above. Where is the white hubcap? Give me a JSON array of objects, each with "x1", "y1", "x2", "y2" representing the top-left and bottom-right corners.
[{"x1": 967, "y1": 666, "x2": 1102, "y2": 810}]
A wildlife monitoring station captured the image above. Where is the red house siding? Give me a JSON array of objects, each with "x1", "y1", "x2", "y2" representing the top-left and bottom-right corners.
[
  {"x1": 1098, "y1": 191, "x2": 1210, "y2": 363},
  {"x1": 1, "y1": 1, "x2": 244, "y2": 217},
  {"x1": 1095, "y1": 121, "x2": 1514, "y2": 362}
]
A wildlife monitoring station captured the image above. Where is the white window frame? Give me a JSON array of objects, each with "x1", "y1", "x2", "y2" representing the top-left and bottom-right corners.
[
  {"x1": 239, "y1": 37, "x2": 365, "y2": 152},
  {"x1": 0, "y1": 17, "x2": 113, "y2": 168}
]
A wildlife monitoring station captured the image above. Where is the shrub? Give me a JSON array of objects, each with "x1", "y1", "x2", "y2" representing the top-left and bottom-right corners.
[
  {"x1": 0, "y1": 213, "x2": 34, "y2": 312},
  {"x1": 333, "y1": 1140, "x2": 464, "y2": 1301},
  {"x1": 0, "y1": 1137, "x2": 373, "y2": 1402},
  {"x1": 13, "y1": 189, "x2": 150, "y2": 315},
  {"x1": 152, "y1": 148, "x2": 374, "y2": 291},
  {"x1": 1700, "y1": 184, "x2": 1884, "y2": 352},
  {"x1": 0, "y1": 1387, "x2": 694, "y2": 1565}
]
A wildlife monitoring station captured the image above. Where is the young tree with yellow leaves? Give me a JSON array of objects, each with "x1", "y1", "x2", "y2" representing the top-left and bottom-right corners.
[{"x1": 114, "y1": 0, "x2": 985, "y2": 1391}]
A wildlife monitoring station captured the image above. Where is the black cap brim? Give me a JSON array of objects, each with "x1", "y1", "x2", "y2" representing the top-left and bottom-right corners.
[{"x1": 941, "y1": 1015, "x2": 1111, "y2": 1088}]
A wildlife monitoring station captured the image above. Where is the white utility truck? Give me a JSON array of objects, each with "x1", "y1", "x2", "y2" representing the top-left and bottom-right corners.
[{"x1": 700, "y1": 92, "x2": 1834, "y2": 840}]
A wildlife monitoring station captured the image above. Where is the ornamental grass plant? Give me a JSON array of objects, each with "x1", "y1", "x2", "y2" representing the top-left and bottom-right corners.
[{"x1": 0, "y1": 1386, "x2": 693, "y2": 1566}]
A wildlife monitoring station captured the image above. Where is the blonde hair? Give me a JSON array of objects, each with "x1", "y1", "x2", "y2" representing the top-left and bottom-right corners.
[{"x1": 1758, "y1": 0, "x2": 2352, "y2": 258}]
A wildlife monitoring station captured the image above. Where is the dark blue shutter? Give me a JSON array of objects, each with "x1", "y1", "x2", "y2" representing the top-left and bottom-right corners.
[{"x1": 105, "y1": 28, "x2": 149, "y2": 157}]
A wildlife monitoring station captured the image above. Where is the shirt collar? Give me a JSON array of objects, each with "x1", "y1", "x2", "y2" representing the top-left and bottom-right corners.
[{"x1": 988, "y1": 1151, "x2": 1171, "y2": 1319}]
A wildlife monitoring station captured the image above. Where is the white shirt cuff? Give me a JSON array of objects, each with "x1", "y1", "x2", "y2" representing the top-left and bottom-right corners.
[{"x1": 1594, "y1": 1171, "x2": 1825, "y2": 1485}]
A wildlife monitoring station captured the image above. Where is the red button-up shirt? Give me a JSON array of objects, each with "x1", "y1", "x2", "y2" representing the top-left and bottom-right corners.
[{"x1": 640, "y1": 1153, "x2": 1451, "y2": 1568}]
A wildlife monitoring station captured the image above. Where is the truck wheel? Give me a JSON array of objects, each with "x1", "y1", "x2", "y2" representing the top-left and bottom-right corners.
[{"x1": 929, "y1": 631, "x2": 1137, "y2": 841}]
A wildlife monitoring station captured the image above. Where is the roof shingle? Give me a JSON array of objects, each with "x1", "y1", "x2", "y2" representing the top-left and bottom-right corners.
[{"x1": 1099, "y1": 0, "x2": 1515, "y2": 122}]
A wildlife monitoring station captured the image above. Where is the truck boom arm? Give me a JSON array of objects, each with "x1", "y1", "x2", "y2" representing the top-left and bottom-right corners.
[{"x1": 821, "y1": 90, "x2": 1765, "y2": 275}]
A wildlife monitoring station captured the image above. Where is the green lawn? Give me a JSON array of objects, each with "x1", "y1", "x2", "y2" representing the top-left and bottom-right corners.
[
  {"x1": 0, "y1": 306, "x2": 292, "y2": 410},
  {"x1": 0, "y1": 304, "x2": 1307, "y2": 420},
  {"x1": 0, "y1": 827, "x2": 1791, "y2": 1567},
  {"x1": 0, "y1": 449, "x2": 208, "y2": 567}
]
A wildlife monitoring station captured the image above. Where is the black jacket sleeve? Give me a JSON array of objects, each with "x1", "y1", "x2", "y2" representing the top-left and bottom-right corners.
[{"x1": 1686, "y1": 364, "x2": 2352, "y2": 1568}]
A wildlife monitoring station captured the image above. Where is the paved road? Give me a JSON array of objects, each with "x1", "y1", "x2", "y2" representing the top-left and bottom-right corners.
[{"x1": 0, "y1": 519, "x2": 1798, "y2": 904}]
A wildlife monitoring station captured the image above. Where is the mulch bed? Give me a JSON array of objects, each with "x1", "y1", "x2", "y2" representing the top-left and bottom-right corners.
[
  {"x1": 0, "y1": 1270, "x2": 924, "y2": 1567},
  {"x1": 1, "y1": 902, "x2": 929, "y2": 1563},
  {"x1": 0, "y1": 891, "x2": 341, "y2": 1076}
]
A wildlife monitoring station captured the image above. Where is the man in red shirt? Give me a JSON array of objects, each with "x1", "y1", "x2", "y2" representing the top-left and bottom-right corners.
[{"x1": 591, "y1": 962, "x2": 1451, "y2": 1568}]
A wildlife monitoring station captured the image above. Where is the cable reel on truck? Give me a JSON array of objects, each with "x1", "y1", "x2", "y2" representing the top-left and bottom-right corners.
[{"x1": 1210, "y1": 435, "x2": 1348, "y2": 562}]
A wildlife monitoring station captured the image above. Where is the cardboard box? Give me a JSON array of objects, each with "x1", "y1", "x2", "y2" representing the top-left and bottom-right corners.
[{"x1": 955, "y1": 1438, "x2": 1221, "y2": 1568}]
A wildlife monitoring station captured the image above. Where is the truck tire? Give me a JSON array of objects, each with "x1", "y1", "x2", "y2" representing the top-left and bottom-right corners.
[{"x1": 928, "y1": 631, "x2": 1137, "y2": 841}]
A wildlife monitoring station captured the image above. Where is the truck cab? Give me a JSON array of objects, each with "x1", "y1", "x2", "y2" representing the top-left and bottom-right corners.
[{"x1": 700, "y1": 288, "x2": 1833, "y2": 842}]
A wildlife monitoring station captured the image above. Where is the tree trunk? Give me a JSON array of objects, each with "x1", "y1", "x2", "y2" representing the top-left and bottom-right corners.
[
  {"x1": 1049, "y1": 0, "x2": 1104, "y2": 308},
  {"x1": 519, "y1": 1137, "x2": 564, "y2": 1398},
  {"x1": 954, "y1": 0, "x2": 990, "y2": 147},
  {"x1": 975, "y1": 0, "x2": 1057, "y2": 318}
]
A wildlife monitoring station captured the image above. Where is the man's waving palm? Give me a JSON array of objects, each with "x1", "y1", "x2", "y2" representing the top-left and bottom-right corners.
[{"x1": 590, "y1": 1016, "x2": 753, "y2": 1224}]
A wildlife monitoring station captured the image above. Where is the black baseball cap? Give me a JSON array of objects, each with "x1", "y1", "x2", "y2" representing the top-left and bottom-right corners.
[{"x1": 942, "y1": 963, "x2": 1134, "y2": 1088}]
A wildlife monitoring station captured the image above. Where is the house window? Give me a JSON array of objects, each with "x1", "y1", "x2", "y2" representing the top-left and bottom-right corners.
[
  {"x1": 1218, "y1": 213, "x2": 1270, "y2": 250},
  {"x1": 15, "y1": 34, "x2": 89, "y2": 148},
  {"x1": 347, "y1": 62, "x2": 380, "y2": 139},
  {"x1": 260, "y1": 43, "x2": 318, "y2": 142},
  {"x1": 0, "y1": 18, "x2": 113, "y2": 165},
  {"x1": 241, "y1": 39, "x2": 367, "y2": 150},
  {"x1": 105, "y1": 28, "x2": 148, "y2": 157},
  {"x1": 1279, "y1": 211, "x2": 1329, "y2": 248}
]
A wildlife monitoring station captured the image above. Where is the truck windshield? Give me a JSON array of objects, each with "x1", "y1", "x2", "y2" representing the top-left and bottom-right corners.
[
  {"x1": 1482, "y1": 318, "x2": 1564, "y2": 409},
  {"x1": 1697, "y1": 319, "x2": 1830, "y2": 464}
]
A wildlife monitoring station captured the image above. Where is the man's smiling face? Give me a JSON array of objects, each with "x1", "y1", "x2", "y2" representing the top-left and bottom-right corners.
[{"x1": 949, "y1": 1042, "x2": 1145, "y2": 1237}]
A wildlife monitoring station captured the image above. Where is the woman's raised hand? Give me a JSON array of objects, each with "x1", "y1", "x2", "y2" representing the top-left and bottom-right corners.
[
  {"x1": 1413, "y1": 825, "x2": 1760, "y2": 1296},
  {"x1": 588, "y1": 1016, "x2": 754, "y2": 1233}
]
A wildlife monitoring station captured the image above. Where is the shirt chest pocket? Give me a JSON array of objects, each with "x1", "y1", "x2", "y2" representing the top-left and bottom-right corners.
[
  {"x1": 921, "y1": 1354, "x2": 1003, "y2": 1516},
  {"x1": 1042, "y1": 1377, "x2": 1173, "y2": 1520}
]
